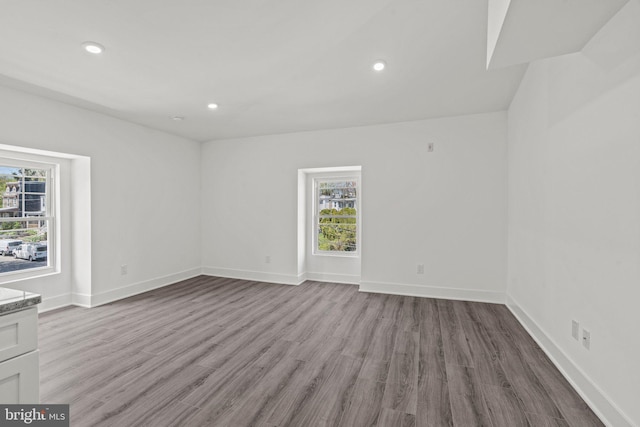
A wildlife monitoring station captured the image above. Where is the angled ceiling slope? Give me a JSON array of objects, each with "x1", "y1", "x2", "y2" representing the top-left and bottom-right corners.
[
  {"x1": 487, "y1": 0, "x2": 630, "y2": 69},
  {"x1": 0, "y1": 0, "x2": 526, "y2": 142}
]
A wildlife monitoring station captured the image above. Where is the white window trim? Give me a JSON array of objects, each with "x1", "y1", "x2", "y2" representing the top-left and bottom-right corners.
[
  {"x1": 0, "y1": 156, "x2": 59, "y2": 282},
  {"x1": 312, "y1": 174, "x2": 360, "y2": 258}
]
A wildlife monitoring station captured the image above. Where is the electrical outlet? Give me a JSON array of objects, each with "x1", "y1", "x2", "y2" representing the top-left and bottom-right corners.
[
  {"x1": 582, "y1": 329, "x2": 591, "y2": 350},
  {"x1": 572, "y1": 320, "x2": 579, "y2": 340},
  {"x1": 120, "y1": 264, "x2": 128, "y2": 275},
  {"x1": 265, "y1": 255, "x2": 271, "y2": 264},
  {"x1": 417, "y1": 264, "x2": 424, "y2": 274},
  {"x1": 427, "y1": 142, "x2": 434, "y2": 152}
]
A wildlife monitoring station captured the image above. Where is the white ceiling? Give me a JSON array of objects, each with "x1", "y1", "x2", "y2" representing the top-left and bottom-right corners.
[
  {"x1": 487, "y1": 0, "x2": 630, "y2": 69},
  {"x1": 0, "y1": 0, "x2": 552, "y2": 142}
]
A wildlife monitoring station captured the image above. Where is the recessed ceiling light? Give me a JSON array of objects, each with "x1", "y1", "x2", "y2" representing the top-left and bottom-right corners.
[
  {"x1": 373, "y1": 60, "x2": 386, "y2": 71},
  {"x1": 207, "y1": 103, "x2": 219, "y2": 110},
  {"x1": 82, "y1": 41, "x2": 105, "y2": 54},
  {"x1": 172, "y1": 116, "x2": 185, "y2": 121}
]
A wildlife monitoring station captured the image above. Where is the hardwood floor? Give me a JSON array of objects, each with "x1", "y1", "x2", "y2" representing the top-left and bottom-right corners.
[{"x1": 38, "y1": 276, "x2": 604, "y2": 427}]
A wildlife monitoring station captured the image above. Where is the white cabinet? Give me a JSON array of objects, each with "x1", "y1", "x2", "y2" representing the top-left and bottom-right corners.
[
  {"x1": 0, "y1": 307, "x2": 39, "y2": 403},
  {"x1": 0, "y1": 307, "x2": 38, "y2": 362},
  {"x1": 0, "y1": 350, "x2": 39, "y2": 403}
]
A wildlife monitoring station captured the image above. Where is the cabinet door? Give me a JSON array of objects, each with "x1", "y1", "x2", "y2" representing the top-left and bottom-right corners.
[
  {"x1": 0, "y1": 308, "x2": 38, "y2": 362},
  {"x1": 0, "y1": 350, "x2": 39, "y2": 403}
]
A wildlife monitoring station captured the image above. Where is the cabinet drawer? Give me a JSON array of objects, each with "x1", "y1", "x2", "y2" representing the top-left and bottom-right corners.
[
  {"x1": 0, "y1": 307, "x2": 38, "y2": 363},
  {"x1": 0, "y1": 350, "x2": 39, "y2": 403}
]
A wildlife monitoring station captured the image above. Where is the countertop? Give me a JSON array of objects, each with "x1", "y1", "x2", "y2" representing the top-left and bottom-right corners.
[{"x1": 0, "y1": 287, "x2": 41, "y2": 315}]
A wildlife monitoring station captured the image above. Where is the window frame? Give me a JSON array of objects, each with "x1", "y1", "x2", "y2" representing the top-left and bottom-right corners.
[
  {"x1": 0, "y1": 157, "x2": 58, "y2": 280},
  {"x1": 312, "y1": 175, "x2": 360, "y2": 257}
]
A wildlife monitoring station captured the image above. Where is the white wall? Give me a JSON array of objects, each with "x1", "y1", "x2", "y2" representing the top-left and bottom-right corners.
[
  {"x1": 201, "y1": 112, "x2": 508, "y2": 302},
  {"x1": 507, "y1": 2, "x2": 640, "y2": 425},
  {"x1": 0, "y1": 85, "x2": 202, "y2": 308}
]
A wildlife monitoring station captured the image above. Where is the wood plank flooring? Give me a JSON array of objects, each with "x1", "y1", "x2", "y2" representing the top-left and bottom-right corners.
[{"x1": 38, "y1": 276, "x2": 604, "y2": 427}]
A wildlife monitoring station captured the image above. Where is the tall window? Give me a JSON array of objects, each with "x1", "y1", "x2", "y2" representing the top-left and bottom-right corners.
[
  {"x1": 0, "y1": 162, "x2": 54, "y2": 275},
  {"x1": 314, "y1": 178, "x2": 359, "y2": 254}
]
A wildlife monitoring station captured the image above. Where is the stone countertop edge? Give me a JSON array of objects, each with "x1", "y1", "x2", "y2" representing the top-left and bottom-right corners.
[{"x1": 0, "y1": 288, "x2": 42, "y2": 315}]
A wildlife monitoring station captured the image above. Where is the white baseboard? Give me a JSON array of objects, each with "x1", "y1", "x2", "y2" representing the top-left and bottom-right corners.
[
  {"x1": 38, "y1": 293, "x2": 72, "y2": 313},
  {"x1": 305, "y1": 272, "x2": 360, "y2": 285},
  {"x1": 506, "y1": 295, "x2": 634, "y2": 427},
  {"x1": 359, "y1": 280, "x2": 504, "y2": 303},
  {"x1": 71, "y1": 292, "x2": 91, "y2": 308},
  {"x1": 89, "y1": 268, "x2": 203, "y2": 307},
  {"x1": 202, "y1": 266, "x2": 304, "y2": 286},
  {"x1": 38, "y1": 266, "x2": 301, "y2": 312}
]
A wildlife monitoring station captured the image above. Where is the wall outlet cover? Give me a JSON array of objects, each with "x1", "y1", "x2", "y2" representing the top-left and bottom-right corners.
[
  {"x1": 572, "y1": 320, "x2": 579, "y2": 340},
  {"x1": 582, "y1": 329, "x2": 591, "y2": 350}
]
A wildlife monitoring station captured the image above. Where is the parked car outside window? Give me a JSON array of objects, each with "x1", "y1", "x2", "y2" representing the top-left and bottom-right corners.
[
  {"x1": 0, "y1": 239, "x2": 22, "y2": 256},
  {"x1": 14, "y1": 243, "x2": 47, "y2": 261}
]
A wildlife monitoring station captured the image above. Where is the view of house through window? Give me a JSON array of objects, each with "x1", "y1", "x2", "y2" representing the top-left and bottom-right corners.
[
  {"x1": 0, "y1": 165, "x2": 51, "y2": 274},
  {"x1": 315, "y1": 179, "x2": 358, "y2": 253}
]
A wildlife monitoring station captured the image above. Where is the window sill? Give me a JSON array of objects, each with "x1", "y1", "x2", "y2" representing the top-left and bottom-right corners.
[
  {"x1": 312, "y1": 251, "x2": 359, "y2": 258},
  {"x1": 0, "y1": 266, "x2": 59, "y2": 285}
]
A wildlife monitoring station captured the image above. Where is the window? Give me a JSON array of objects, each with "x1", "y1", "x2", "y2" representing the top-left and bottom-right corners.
[
  {"x1": 0, "y1": 162, "x2": 55, "y2": 275},
  {"x1": 314, "y1": 178, "x2": 359, "y2": 254}
]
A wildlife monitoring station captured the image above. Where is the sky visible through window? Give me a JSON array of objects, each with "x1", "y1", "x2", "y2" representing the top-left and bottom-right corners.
[{"x1": 0, "y1": 166, "x2": 21, "y2": 177}]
